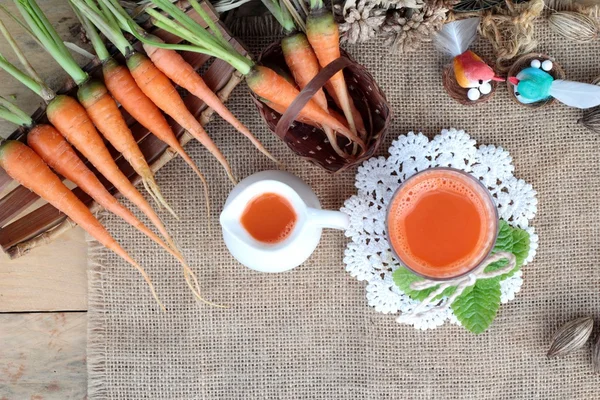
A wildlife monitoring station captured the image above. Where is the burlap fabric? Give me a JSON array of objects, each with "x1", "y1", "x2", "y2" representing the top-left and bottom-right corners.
[{"x1": 87, "y1": 21, "x2": 600, "y2": 399}]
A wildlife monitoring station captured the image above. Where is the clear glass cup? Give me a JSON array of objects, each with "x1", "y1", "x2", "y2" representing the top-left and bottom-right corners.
[{"x1": 386, "y1": 167, "x2": 499, "y2": 281}]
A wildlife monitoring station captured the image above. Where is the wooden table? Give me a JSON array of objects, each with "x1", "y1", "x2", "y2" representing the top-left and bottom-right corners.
[{"x1": 0, "y1": 2, "x2": 90, "y2": 398}]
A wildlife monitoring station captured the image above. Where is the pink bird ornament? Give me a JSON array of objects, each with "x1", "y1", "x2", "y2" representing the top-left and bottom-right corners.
[{"x1": 434, "y1": 18, "x2": 504, "y2": 101}]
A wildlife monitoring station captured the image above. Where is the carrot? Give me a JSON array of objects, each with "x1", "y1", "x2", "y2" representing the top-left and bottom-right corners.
[
  {"x1": 46, "y1": 95, "x2": 178, "y2": 251},
  {"x1": 77, "y1": 79, "x2": 177, "y2": 218},
  {"x1": 144, "y1": 43, "x2": 279, "y2": 165},
  {"x1": 306, "y1": 4, "x2": 358, "y2": 137},
  {"x1": 26, "y1": 124, "x2": 216, "y2": 306},
  {"x1": 0, "y1": 140, "x2": 164, "y2": 310},
  {"x1": 127, "y1": 52, "x2": 237, "y2": 184},
  {"x1": 119, "y1": 0, "x2": 366, "y2": 153},
  {"x1": 102, "y1": 57, "x2": 210, "y2": 216},
  {"x1": 265, "y1": 99, "x2": 349, "y2": 130},
  {"x1": 282, "y1": 32, "x2": 346, "y2": 157},
  {"x1": 246, "y1": 66, "x2": 366, "y2": 152},
  {"x1": 324, "y1": 81, "x2": 366, "y2": 137},
  {"x1": 13, "y1": 0, "x2": 179, "y2": 247}
]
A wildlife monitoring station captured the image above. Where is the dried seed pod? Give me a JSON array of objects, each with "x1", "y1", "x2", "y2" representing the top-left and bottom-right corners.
[
  {"x1": 578, "y1": 77, "x2": 600, "y2": 133},
  {"x1": 547, "y1": 317, "x2": 594, "y2": 358},
  {"x1": 579, "y1": 107, "x2": 600, "y2": 133},
  {"x1": 593, "y1": 334, "x2": 600, "y2": 373},
  {"x1": 549, "y1": 12, "x2": 599, "y2": 43}
]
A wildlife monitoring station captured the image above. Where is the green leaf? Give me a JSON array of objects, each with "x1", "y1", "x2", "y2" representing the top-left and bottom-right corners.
[
  {"x1": 493, "y1": 220, "x2": 514, "y2": 253},
  {"x1": 451, "y1": 279, "x2": 502, "y2": 334},
  {"x1": 392, "y1": 267, "x2": 437, "y2": 302},
  {"x1": 511, "y1": 228, "x2": 530, "y2": 267}
]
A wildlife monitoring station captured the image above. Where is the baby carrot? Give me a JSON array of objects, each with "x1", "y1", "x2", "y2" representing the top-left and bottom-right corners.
[
  {"x1": 102, "y1": 58, "x2": 210, "y2": 215},
  {"x1": 144, "y1": 43, "x2": 279, "y2": 165},
  {"x1": 77, "y1": 79, "x2": 177, "y2": 218},
  {"x1": 282, "y1": 32, "x2": 345, "y2": 157},
  {"x1": 306, "y1": 2, "x2": 358, "y2": 136},
  {"x1": 46, "y1": 95, "x2": 178, "y2": 251},
  {"x1": 0, "y1": 140, "x2": 164, "y2": 310},
  {"x1": 127, "y1": 52, "x2": 236, "y2": 184},
  {"x1": 246, "y1": 66, "x2": 366, "y2": 152},
  {"x1": 27, "y1": 124, "x2": 215, "y2": 305}
]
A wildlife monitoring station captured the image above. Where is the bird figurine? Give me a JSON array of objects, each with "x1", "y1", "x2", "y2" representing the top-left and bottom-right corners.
[
  {"x1": 434, "y1": 17, "x2": 504, "y2": 101},
  {"x1": 509, "y1": 59, "x2": 600, "y2": 108}
]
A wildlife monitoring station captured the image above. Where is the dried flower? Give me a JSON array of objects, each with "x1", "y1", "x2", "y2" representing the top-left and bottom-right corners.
[
  {"x1": 380, "y1": 5, "x2": 448, "y2": 53},
  {"x1": 547, "y1": 317, "x2": 594, "y2": 358},
  {"x1": 549, "y1": 11, "x2": 599, "y2": 43},
  {"x1": 336, "y1": 0, "x2": 388, "y2": 44}
]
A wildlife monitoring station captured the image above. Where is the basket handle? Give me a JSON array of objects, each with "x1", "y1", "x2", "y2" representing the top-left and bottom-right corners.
[{"x1": 275, "y1": 57, "x2": 353, "y2": 139}]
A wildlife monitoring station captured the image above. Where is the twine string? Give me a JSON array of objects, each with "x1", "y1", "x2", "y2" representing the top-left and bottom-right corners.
[{"x1": 398, "y1": 251, "x2": 517, "y2": 323}]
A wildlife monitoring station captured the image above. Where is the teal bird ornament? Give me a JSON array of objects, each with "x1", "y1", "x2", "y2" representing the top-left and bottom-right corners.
[{"x1": 509, "y1": 59, "x2": 600, "y2": 108}]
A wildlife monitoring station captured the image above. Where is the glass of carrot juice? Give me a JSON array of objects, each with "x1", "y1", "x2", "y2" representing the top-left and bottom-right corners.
[{"x1": 386, "y1": 168, "x2": 498, "y2": 281}]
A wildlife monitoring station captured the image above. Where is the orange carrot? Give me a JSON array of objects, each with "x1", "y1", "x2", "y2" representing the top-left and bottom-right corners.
[
  {"x1": 0, "y1": 140, "x2": 164, "y2": 310},
  {"x1": 26, "y1": 124, "x2": 215, "y2": 305},
  {"x1": 77, "y1": 79, "x2": 177, "y2": 219},
  {"x1": 265, "y1": 100, "x2": 349, "y2": 130},
  {"x1": 46, "y1": 95, "x2": 177, "y2": 250},
  {"x1": 144, "y1": 44, "x2": 279, "y2": 165},
  {"x1": 127, "y1": 52, "x2": 236, "y2": 184},
  {"x1": 306, "y1": 7, "x2": 358, "y2": 136},
  {"x1": 282, "y1": 32, "x2": 345, "y2": 157},
  {"x1": 102, "y1": 57, "x2": 210, "y2": 215},
  {"x1": 324, "y1": 81, "x2": 366, "y2": 137},
  {"x1": 246, "y1": 66, "x2": 366, "y2": 152}
]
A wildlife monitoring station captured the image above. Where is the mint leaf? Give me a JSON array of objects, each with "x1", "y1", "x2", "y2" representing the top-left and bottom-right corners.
[
  {"x1": 511, "y1": 228, "x2": 530, "y2": 266},
  {"x1": 494, "y1": 220, "x2": 514, "y2": 253},
  {"x1": 451, "y1": 279, "x2": 502, "y2": 334},
  {"x1": 392, "y1": 267, "x2": 436, "y2": 302}
]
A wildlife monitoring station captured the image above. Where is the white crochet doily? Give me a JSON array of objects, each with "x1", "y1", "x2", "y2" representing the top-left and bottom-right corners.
[{"x1": 341, "y1": 129, "x2": 539, "y2": 330}]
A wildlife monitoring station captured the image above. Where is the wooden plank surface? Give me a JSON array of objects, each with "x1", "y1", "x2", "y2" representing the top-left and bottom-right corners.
[
  {"x1": 0, "y1": 312, "x2": 87, "y2": 399},
  {"x1": 0, "y1": 226, "x2": 88, "y2": 313}
]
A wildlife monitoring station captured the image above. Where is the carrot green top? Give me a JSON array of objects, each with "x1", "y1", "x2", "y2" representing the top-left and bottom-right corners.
[
  {"x1": 262, "y1": 0, "x2": 296, "y2": 33},
  {"x1": 13, "y1": 0, "x2": 89, "y2": 85},
  {"x1": 70, "y1": 0, "x2": 133, "y2": 59},
  {"x1": 119, "y1": 0, "x2": 254, "y2": 75},
  {"x1": 0, "y1": 96, "x2": 33, "y2": 127}
]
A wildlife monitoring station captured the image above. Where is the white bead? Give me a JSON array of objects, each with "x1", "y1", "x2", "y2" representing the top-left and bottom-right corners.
[
  {"x1": 530, "y1": 59, "x2": 541, "y2": 69},
  {"x1": 479, "y1": 82, "x2": 492, "y2": 95},
  {"x1": 542, "y1": 60, "x2": 553, "y2": 71},
  {"x1": 467, "y1": 88, "x2": 481, "y2": 101}
]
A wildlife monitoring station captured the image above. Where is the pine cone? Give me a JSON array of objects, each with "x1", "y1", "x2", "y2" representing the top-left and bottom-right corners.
[
  {"x1": 335, "y1": 0, "x2": 388, "y2": 44},
  {"x1": 380, "y1": 5, "x2": 448, "y2": 53}
]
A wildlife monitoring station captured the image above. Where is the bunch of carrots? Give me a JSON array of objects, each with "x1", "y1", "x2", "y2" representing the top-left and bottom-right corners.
[
  {"x1": 0, "y1": 0, "x2": 278, "y2": 308},
  {"x1": 0, "y1": 0, "x2": 367, "y2": 307},
  {"x1": 121, "y1": 0, "x2": 367, "y2": 158}
]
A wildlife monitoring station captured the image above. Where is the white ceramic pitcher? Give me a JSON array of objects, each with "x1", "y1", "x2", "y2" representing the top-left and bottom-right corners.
[{"x1": 220, "y1": 171, "x2": 349, "y2": 272}]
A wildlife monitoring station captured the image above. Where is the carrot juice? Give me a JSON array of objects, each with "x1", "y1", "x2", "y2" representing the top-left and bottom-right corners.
[
  {"x1": 387, "y1": 168, "x2": 498, "y2": 280},
  {"x1": 241, "y1": 192, "x2": 297, "y2": 244}
]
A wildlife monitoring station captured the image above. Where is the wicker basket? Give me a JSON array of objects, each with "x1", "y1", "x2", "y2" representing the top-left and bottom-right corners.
[
  {"x1": 0, "y1": 1, "x2": 245, "y2": 258},
  {"x1": 507, "y1": 53, "x2": 566, "y2": 109},
  {"x1": 250, "y1": 41, "x2": 391, "y2": 174}
]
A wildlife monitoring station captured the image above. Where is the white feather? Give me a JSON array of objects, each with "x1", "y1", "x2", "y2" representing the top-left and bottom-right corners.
[
  {"x1": 549, "y1": 80, "x2": 600, "y2": 109},
  {"x1": 433, "y1": 18, "x2": 480, "y2": 58}
]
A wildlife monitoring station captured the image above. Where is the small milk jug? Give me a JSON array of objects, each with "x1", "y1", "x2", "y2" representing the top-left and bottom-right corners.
[{"x1": 220, "y1": 171, "x2": 349, "y2": 272}]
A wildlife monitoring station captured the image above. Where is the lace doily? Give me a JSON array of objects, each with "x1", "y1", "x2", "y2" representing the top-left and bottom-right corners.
[{"x1": 341, "y1": 129, "x2": 539, "y2": 330}]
